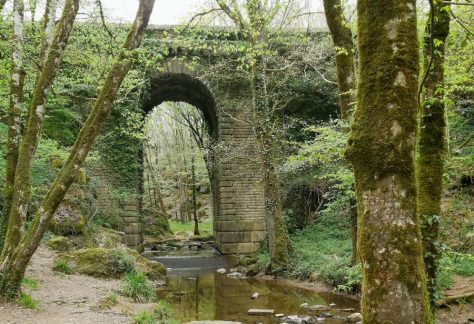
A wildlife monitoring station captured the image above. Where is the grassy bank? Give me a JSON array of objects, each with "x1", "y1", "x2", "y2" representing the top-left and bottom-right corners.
[{"x1": 169, "y1": 219, "x2": 213, "y2": 239}]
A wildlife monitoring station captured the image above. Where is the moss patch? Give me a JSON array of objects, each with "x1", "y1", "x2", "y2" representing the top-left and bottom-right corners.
[
  {"x1": 46, "y1": 236, "x2": 71, "y2": 252},
  {"x1": 56, "y1": 247, "x2": 165, "y2": 279}
]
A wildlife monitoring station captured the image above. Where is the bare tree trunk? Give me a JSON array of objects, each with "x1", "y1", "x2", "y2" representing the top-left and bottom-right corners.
[
  {"x1": 347, "y1": 0, "x2": 432, "y2": 322},
  {"x1": 322, "y1": 0, "x2": 356, "y2": 119},
  {"x1": 1, "y1": 0, "x2": 25, "y2": 251},
  {"x1": 144, "y1": 151, "x2": 167, "y2": 215},
  {"x1": 2, "y1": 0, "x2": 80, "y2": 260},
  {"x1": 417, "y1": 1, "x2": 450, "y2": 307},
  {"x1": 192, "y1": 155, "x2": 200, "y2": 235},
  {"x1": 0, "y1": 0, "x2": 156, "y2": 300},
  {"x1": 0, "y1": 0, "x2": 7, "y2": 12}
]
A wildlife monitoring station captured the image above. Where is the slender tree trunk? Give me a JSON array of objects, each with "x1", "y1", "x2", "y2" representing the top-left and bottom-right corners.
[
  {"x1": 144, "y1": 152, "x2": 167, "y2": 215},
  {"x1": 322, "y1": 0, "x2": 356, "y2": 119},
  {"x1": 0, "y1": 0, "x2": 156, "y2": 300},
  {"x1": 192, "y1": 156, "x2": 200, "y2": 235},
  {"x1": 0, "y1": 0, "x2": 7, "y2": 13},
  {"x1": 322, "y1": 0, "x2": 358, "y2": 265},
  {"x1": 417, "y1": 1, "x2": 450, "y2": 306},
  {"x1": 35, "y1": 0, "x2": 58, "y2": 84},
  {"x1": 347, "y1": 0, "x2": 432, "y2": 322},
  {"x1": 2, "y1": 0, "x2": 80, "y2": 260},
  {"x1": 1, "y1": 0, "x2": 25, "y2": 251},
  {"x1": 253, "y1": 56, "x2": 289, "y2": 273}
]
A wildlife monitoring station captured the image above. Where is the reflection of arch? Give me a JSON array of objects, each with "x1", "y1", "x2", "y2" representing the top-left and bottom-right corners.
[{"x1": 143, "y1": 73, "x2": 218, "y2": 137}]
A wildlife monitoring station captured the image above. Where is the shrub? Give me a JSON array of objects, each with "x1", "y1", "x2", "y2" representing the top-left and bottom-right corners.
[
  {"x1": 131, "y1": 311, "x2": 156, "y2": 324},
  {"x1": 121, "y1": 271, "x2": 154, "y2": 303},
  {"x1": 98, "y1": 293, "x2": 119, "y2": 309},
  {"x1": 54, "y1": 258, "x2": 72, "y2": 274},
  {"x1": 153, "y1": 300, "x2": 174, "y2": 321},
  {"x1": 19, "y1": 292, "x2": 39, "y2": 310},
  {"x1": 131, "y1": 301, "x2": 177, "y2": 324},
  {"x1": 108, "y1": 247, "x2": 136, "y2": 276}
]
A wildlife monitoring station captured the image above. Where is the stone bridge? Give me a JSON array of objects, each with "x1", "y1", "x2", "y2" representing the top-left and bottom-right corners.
[{"x1": 121, "y1": 24, "x2": 328, "y2": 254}]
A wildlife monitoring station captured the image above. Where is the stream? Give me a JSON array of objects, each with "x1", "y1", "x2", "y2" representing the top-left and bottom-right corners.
[{"x1": 144, "y1": 241, "x2": 359, "y2": 323}]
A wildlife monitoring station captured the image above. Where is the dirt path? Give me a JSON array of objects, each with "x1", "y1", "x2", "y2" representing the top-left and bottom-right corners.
[{"x1": 0, "y1": 246, "x2": 130, "y2": 324}]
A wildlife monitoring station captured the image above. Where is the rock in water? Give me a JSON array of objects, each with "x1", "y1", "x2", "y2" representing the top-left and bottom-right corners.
[
  {"x1": 227, "y1": 271, "x2": 245, "y2": 279},
  {"x1": 216, "y1": 268, "x2": 226, "y2": 274},
  {"x1": 280, "y1": 315, "x2": 315, "y2": 324},
  {"x1": 308, "y1": 304, "x2": 330, "y2": 311},
  {"x1": 347, "y1": 313, "x2": 362, "y2": 322},
  {"x1": 248, "y1": 309, "x2": 275, "y2": 316},
  {"x1": 251, "y1": 292, "x2": 259, "y2": 299}
]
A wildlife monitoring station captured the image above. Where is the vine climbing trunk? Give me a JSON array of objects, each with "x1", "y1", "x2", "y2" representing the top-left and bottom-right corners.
[
  {"x1": 347, "y1": 0, "x2": 432, "y2": 322},
  {"x1": 1, "y1": 0, "x2": 80, "y2": 261},
  {"x1": 1, "y1": 0, "x2": 24, "y2": 252},
  {"x1": 322, "y1": 0, "x2": 358, "y2": 265},
  {"x1": 0, "y1": 0, "x2": 156, "y2": 300},
  {"x1": 253, "y1": 57, "x2": 289, "y2": 273},
  {"x1": 417, "y1": 1, "x2": 450, "y2": 306},
  {"x1": 322, "y1": 0, "x2": 356, "y2": 119}
]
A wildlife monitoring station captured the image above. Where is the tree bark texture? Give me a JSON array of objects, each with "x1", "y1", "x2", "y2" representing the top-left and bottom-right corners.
[
  {"x1": 253, "y1": 58, "x2": 289, "y2": 273},
  {"x1": 1, "y1": 0, "x2": 25, "y2": 251},
  {"x1": 2, "y1": 0, "x2": 80, "y2": 260},
  {"x1": 322, "y1": 0, "x2": 356, "y2": 120},
  {"x1": 417, "y1": 0, "x2": 450, "y2": 306},
  {"x1": 0, "y1": 0, "x2": 156, "y2": 300},
  {"x1": 347, "y1": 0, "x2": 432, "y2": 322},
  {"x1": 192, "y1": 156, "x2": 200, "y2": 236}
]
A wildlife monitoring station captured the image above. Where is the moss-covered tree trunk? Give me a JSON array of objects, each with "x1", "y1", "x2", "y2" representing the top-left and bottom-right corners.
[
  {"x1": 1, "y1": 0, "x2": 25, "y2": 251},
  {"x1": 253, "y1": 57, "x2": 289, "y2": 273},
  {"x1": 347, "y1": 0, "x2": 432, "y2": 322},
  {"x1": 322, "y1": 0, "x2": 356, "y2": 119},
  {"x1": 417, "y1": 1, "x2": 450, "y2": 306},
  {"x1": 1, "y1": 0, "x2": 80, "y2": 260},
  {"x1": 0, "y1": 0, "x2": 156, "y2": 300}
]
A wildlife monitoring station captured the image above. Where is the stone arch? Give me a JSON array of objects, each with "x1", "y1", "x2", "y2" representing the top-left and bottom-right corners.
[{"x1": 143, "y1": 72, "x2": 218, "y2": 137}]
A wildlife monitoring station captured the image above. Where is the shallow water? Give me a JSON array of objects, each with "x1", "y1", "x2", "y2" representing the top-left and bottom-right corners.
[{"x1": 148, "y1": 247, "x2": 359, "y2": 323}]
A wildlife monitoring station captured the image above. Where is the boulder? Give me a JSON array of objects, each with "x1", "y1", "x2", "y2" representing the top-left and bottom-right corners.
[
  {"x1": 56, "y1": 247, "x2": 165, "y2": 279},
  {"x1": 46, "y1": 236, "x2": 71, "y2": 252},
  {"x1": 49, "y1": 203, "x2": 86, "y2": 235},
  {"x1": 142, "y1": 208, "x2": 171, "y2": 237},
  {"x1": 86, "y1": 227, "x2": 124, "y2": 248}
]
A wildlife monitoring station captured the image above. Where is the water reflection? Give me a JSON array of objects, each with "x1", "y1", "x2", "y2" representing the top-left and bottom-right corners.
[{"x1": 156, "y1": 271, "x2": 359, "y2": 323}]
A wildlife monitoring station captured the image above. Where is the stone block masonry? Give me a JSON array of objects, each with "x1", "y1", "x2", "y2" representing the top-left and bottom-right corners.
[{"x1": 121, "y1": 199, "x2": 144, "y2": 253}]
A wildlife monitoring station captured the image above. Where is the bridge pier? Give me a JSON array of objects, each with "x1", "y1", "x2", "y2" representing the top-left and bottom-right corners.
[{"x1": 121, "y1": 199, "x2": 144, "y2": 253}]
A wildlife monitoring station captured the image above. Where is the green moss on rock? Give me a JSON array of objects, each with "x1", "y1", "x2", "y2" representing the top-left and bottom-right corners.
[
  {"x1": 56, "y1": 247, "x2": 165, "y2": 279},
  {"x1": 46, "y1": 236, "x2": 71, "y2": 252},
  {"x1": 84, "y1": 227, "x2": 124, "y2": 249}
]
